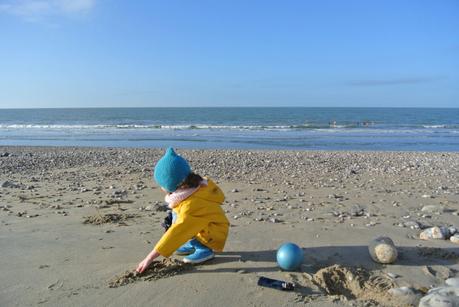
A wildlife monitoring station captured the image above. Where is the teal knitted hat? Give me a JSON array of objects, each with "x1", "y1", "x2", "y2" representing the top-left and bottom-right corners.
[{"x1": 154, "y1": 147, "x2": 191, "y2": 192}]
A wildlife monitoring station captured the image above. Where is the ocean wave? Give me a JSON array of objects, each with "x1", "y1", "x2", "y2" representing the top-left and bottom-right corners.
[
  {"x1": 0, "y1": 123, "x2": 458, "y2": 132},
  {"x1": 0, "y1": 123, "x2": 321, "y2": 131},
  {"x1": 423, "y1": 125, "x2": 446, "y2": 128},
  {"x1": 0, "y1": 124, "x2": 111, "y2": 129}
]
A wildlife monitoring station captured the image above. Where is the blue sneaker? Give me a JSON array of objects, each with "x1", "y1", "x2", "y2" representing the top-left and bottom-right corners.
[
  {"x1": 175, "y1": 240, "x2": 195, "y2": 255},
  {"x1": 183, "y1": 240, "x2": 215, "y2": 264}
]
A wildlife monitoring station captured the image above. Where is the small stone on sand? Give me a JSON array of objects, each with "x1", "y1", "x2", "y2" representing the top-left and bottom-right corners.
[
  {"x1": 450, "y1": 234, "x2": 459, "y2": 244},
  {"x1": 368, "y1": 236, "x2": 398, "y2": 264},
  {"x1": 419, "y1": 226, "x2": 449, "y2": 240}
]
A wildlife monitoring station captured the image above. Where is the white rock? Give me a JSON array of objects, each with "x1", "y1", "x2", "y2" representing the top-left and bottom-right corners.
[
  {"x1": 405, "y1": 221, "x2": 421, "y2": 229},
  {"x1": 421, "y1": 205, "x2": 444, "y2": 214},
  {"x1": 368, "y1": 236, "x2": 398, "y2": 264},
  {"x1": 450, "y1": 234, "x2": 459, "y2": 244},
  {"x1": 445, "y1": 278, "x2": 459, "y2": 288},
  {"x1": 420, "y1": 227, "x2": 449, "y2": 240},
  {"x1": 388, "y1": 287, "x2": 421, "y2": 305},
  {"x1": 419, "y1": 286, "x2": 459, "y2": 307}
]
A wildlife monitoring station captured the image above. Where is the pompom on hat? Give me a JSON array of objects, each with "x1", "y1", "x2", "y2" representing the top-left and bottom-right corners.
[{"x1": 154, "y1": 147, "x2": 191, "y2": 192}]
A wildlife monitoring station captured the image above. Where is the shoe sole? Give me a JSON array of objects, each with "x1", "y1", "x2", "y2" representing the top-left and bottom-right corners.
[
  {"x1": 175, "y1": 250, "x2": 194, "y2": 256},
  {"x1": 182, "y1": 253, "x2": 215, "y2": 264}
]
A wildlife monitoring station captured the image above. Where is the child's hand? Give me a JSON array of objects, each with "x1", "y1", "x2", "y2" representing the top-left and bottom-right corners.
[
  {"x1": 136, "y1": 256, "x2": 153, "y2": 273},
  {"x1": 136, "y1": 250, "x2": 160, "y2": 273}
]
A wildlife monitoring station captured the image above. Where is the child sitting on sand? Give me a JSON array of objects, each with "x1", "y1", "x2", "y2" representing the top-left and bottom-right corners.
[{"x1": 136, "y1": 148, "x2": 229, "y2": 273}]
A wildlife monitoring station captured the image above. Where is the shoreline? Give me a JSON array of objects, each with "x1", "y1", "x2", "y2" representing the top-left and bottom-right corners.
[
  {"x1": 1, "y1": 146, "x2": 458, "y2": 306},
  {"x1": 3, "y1": 144, "x2": 459, "y2": 152}
]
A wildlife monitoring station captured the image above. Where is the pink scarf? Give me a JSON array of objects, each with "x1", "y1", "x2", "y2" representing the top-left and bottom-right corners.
[{"x1": 165, "y1": 180, "x2": 207, "y2": 208}]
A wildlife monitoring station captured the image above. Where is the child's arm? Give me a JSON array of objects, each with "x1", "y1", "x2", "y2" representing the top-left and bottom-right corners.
[
  {"x1": 136, "y1": 205, "x2": 207, "y2": 272},
  {"x1": 154, "y1": 211, "x2": 207, "y2": 257},
  {"x1": 136, "y1": 250, "x2": 161, "y2": 273}
]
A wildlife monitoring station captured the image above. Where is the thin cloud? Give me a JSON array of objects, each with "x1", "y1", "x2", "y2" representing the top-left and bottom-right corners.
[
  {"x1": 58, "y1": 0, "x2": 93, "y2": 12},
  {"x1": 349, "y1": 76, "x2": 446, "y2": 86},
  {"x1": 0, "y1": 0, "x2": 95, "y2": 21}
]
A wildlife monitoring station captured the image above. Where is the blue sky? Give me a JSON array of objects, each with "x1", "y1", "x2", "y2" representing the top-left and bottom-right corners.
[{"x1": 0, "y1": 0, "x2": 458, "y2": 108}]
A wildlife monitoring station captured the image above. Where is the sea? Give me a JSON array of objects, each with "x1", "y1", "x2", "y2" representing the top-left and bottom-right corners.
[{"x1": 0, "y1": 107, "x2": 458, "y2": 151}]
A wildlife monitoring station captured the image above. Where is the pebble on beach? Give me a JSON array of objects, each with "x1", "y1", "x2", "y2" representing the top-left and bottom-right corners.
[
  {"x1": 451, "y1": 234, "x2": 459, "y2": 244},
  {"x1": 387, "y1": 287, "x2": 421, "y2": 306},
  {"x1": 368, "y1": 236, "x2": 398, "y2": 264},
  {"x1": 419, "y1": 286, "x2": 459, "y2": 307},
  {"x1": 445, "y1": 278, "x2": 459, "y2": 288},
  {"x1": 1, "y1": 180, "x2": 20, "y2": 188},
  {"x1": 419, "y1": 226, "x2": 450, "y2": 240},
  {"x1": 421, "y1": 205, "x2": 444, "y2": 214}
]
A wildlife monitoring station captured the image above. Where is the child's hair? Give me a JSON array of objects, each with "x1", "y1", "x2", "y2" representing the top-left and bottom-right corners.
[{"x1": 178, "y1": 172, "x2": 203, "y2": 189}]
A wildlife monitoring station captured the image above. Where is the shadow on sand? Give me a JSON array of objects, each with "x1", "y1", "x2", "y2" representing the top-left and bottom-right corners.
[
  {"x1": 190, "y1": 245, "x2": 459, "y2": 274},
  {"x1": 180, "y1": 245, "x2": 459, "y2": 300}
]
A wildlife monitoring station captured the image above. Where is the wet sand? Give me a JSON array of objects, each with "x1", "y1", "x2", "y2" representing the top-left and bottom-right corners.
[{"x1": 1, "y1": 147, "x2": 458, "y2": 306}]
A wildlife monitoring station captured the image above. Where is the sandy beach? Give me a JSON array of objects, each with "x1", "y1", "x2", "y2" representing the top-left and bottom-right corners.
[{"x1": 1, "y1": 146, "x2": 458, "y2": 306}]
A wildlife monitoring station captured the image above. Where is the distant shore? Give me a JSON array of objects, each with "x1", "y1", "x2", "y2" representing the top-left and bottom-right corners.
[{"x1": 1, "y1": 146, "x2": 459, "y2": 306}]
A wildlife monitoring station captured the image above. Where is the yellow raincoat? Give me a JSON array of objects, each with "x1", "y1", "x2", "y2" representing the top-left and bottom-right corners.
[{"x1": 154, "y1": 179, "x2": 229, "y2": 257}]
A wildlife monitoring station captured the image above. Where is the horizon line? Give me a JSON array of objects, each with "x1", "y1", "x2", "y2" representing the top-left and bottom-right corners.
[{"x1": 0, "y1": 106, "x2": 458, "y2": 110}]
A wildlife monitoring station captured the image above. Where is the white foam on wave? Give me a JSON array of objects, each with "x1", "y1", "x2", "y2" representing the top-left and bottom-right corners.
[
  {"x1": 423, "y1": 125, "x2": 446, "y2": 128},
  {"x1": 1, "y1": 123, "x2": 457, "y2": 134},
  {"x1": 0, "y1": 123, "x2": 314, "y2": 131},
  {"x1": 0, "y1": 124, "x2": 110, "y2": 129}
]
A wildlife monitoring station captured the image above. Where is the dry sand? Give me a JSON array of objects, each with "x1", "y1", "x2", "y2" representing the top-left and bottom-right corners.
[{"x1": 0, "y1": 147, "x2": 458, "y2": 306}]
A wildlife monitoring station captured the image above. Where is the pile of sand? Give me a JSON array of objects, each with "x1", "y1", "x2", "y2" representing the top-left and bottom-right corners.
[
  {"x1": 312, "y1": 265, "x2": 395, "y2": 306},
  {"x1": 108, "y1": 258, "x2": 193, "y2": 288},
  {"x1": 83, "y1": 212, "x2": 136, "y2": 225}
]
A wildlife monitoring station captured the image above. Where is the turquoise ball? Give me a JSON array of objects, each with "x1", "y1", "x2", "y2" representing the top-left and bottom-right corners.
[{"x1": 276, "y1": 242, "x2": 304, "y2": 271}]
